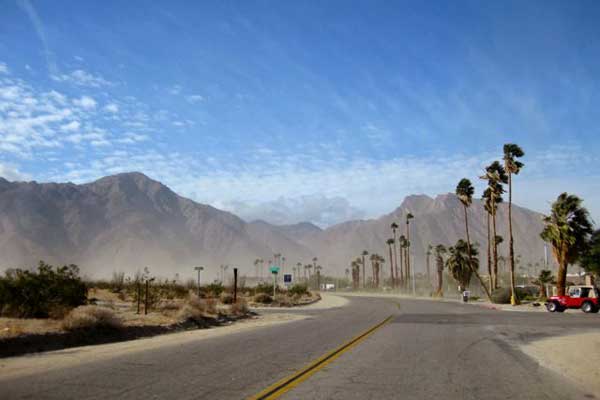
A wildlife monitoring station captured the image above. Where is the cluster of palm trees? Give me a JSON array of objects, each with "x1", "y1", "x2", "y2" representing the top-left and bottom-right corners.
[
  {"x1": 253, "y1": 255, "x2": 325, "y2": 289},
  {"x1": 429, "y1": 143, "x2": 596, "y2": 304},
  {"x1": 348, "y1": 251, "x2": 385, "y2": 289},
  {"x1": 430, "y1": 144, "x2": 524, "y2": 302},
  {"x1": 386, "y1": 213, "x2": 414, "y2": 289}
]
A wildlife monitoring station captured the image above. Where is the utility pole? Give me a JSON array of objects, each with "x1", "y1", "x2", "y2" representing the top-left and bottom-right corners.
[
  {"x1": 233, "y1": 268, "x2": 238, "y2": 303},
  {"x1": 194, "y1": 266, "x2": 204, "y2": 297}
]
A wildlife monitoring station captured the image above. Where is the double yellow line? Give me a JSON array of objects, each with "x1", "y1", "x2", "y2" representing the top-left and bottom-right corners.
[{"x1": 248, "y1": 315, "x2": 393, "y2": 400}]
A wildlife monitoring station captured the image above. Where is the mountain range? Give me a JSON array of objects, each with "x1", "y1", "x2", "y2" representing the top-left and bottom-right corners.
[{"x1": 0, "y1": 172, "x2": 551, "y2": 280}]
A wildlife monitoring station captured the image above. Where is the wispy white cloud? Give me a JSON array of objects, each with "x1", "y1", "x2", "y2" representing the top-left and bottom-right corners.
[
  {"x1": 0, "y1": 63, "x2": 8, "y2": 74},
  {"x1": 72, "y1": 95, "x2": 97, "y2": 109},
  {"x1": 168, "y1": 85, "x2": 182, "y2": 95},
  {"x1": 186, "y1": 94, "x2": 204, "y2": 103},
  {"x1": 104, "y1": 103, "x2": 119, "y2": 113},
  {"x1": 52, "y1": 69, "x2": 113, "y2": 88},
  {"x1": 17, "y1": 0, "x2": 57, "y2": 75},
  {"x1": 60, "y1": 120, "x2": 80, "y2": 132},
  {"x1": 0, "y1": 162, "x2": 29, "y2": 181}
]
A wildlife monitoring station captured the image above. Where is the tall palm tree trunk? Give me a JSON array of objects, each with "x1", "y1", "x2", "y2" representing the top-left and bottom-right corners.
[
  {"x1": 398, "y1": 245, "x2": 404, "y2": 287},
  {"x1": 426, "y1": 252, "x2": 431, "y2": 289},
  {"x1": 492, "y1": 210, "x2": 499, "y2": 289},
  {"x1": 508, "y1": 173, "x2": 519, "y2": 305},
  {"x1": 406, "y1": 227, "x2": 411, "y2": 291},
  {"x1": 463, "y1": 205, "x2": 493, "y2": 301},
  {"x1": 361, "y1": 255, "x2": 366, "y2": 289},
  {"x1": 556, "y1": 249, "x2": 567, "y2": 297},
  {"x1": 487, "y1": 212, "x2": 493, "y2": 290},
  {"x1": 436, "y1": 267, "x2": 443, "y2": 296},
  {"x1": 392, "y1": 232, "x2": 398, "y2": 287},
  {"x1": 388, "y1": 245, "x2": 394, "y2": 288}
]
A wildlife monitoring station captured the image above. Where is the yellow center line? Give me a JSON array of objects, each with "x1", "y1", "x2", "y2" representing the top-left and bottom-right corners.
[{"x1": 247, "y1": 315, "x2": 393, "y2": 400}]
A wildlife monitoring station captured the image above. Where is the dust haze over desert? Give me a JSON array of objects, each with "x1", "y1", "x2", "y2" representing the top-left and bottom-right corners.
[{"x1": 0, "y1": 171, "x2": 551, "y2": 280}]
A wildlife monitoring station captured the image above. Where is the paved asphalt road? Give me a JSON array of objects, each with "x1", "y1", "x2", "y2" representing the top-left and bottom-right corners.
[{"x1": 2, "y1": 296, "x2": 600, "y2": 400}]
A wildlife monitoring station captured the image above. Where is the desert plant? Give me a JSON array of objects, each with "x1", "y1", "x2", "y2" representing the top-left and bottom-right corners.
[
  {"x1": 255, "y1": 283, "x2": 275, "y2": 295},
  {"x1": 491, "y1": 287, "x2": 528, "y2": 304},
  {"x1": 456, "y1": 179, "x2": 492, "y2": 301},
  {"x1": 503, "y1": 143, "x2": 525, "y2": 304},
  {"x1": 229, "y1": 299, "x2": 248, "y2": 315},
  {"x1": 434, "y1": 245, "x2": 447, "y2": 297},
  {"x1": 0, "y1": 262, "x2": 87, "y2": 318},
  {"x1": 177, "y1": 296, "x2": 217, "y2": 323},
  {"x1": 254, "y1": 293, "x2": 273, "y2": 304},
  {"x1": 541, "y1": 193, "x2": 593, "y2": 296},
  {"x1": 62, "y1": 306, "x2": 122, "y2": 331},
  {"x1": 220, "y1": 292, "x2": 234, "y2": 304},
  {"x1": 110, "y1": 271, "x2": 126, "y2": 293},
  {"x1": 205, "y1": 282, "x2": 225, "y2": 297},
  {"x1": 580, "y1": 229, "x2": 600, "y2": 280},
  {"x1": 531, "y1": 270, "x2": 555, "y2": 299},
  {"x1": 446, "y1": 240, "x2": 479, "y2": 291},
  {"x1": 288, "y1": 284, "x2": 309, "y2": 296},
  {"x1": 274, "y1": 294, "x2": 292, "y2": 307}
]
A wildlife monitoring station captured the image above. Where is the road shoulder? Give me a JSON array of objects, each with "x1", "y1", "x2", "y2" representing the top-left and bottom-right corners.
[
  {"x1": 0, "y1": 313, "x2": 307, "y2": 381},
  {"x1": 521, "y1": 332, "x2": 600, "y2": 395}
]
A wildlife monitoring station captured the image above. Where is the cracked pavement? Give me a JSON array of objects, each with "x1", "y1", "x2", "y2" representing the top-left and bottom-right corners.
[{"x1": 1, "y1": 296, "x2": 599, "y2": 399}]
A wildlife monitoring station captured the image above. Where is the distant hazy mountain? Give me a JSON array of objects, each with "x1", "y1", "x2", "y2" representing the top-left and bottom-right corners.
[{"x1": 0, "y1": 172, "x2": 550, "y2": 280}]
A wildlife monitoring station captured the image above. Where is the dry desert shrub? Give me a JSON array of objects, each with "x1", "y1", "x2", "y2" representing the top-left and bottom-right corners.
[
  {"x1": 229, "y1": 299, "x2": 248, "y2": 315},
  {"x1": 177, "y1": 296, "x2": 217, "y2": 323},
  {"x1": 253, "y1": 293, "x2": 272, "y2": 304},
  {"x1": 62, "y1": 306, "x2": 122, "y2": 331}
]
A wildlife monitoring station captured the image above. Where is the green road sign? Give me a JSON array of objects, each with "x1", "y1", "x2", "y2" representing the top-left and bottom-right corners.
[{"x1": 270, "y1": 266, "x2": 280, "y2": 274}]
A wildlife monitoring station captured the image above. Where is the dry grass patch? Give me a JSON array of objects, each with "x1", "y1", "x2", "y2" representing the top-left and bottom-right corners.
[
  {"x1": 177, "y1": 296, "x2": 217, "y2": 324},
  {"x1": 62, "y1": 306, "x2": 123, "y2": 331}
]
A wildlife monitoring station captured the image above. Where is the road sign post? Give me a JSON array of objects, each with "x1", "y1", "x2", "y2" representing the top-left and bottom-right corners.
[{"x1": 270, "y1": 266, "x2": 280, "y2": 297}]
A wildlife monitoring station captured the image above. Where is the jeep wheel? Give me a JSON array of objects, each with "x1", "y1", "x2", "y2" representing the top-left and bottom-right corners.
[
  {"x1": 582, "y1": 301, "x2": 597, "y2": 313},
  {"x1": 546, "y1": 301, "x2": 559, "y2": 312}
]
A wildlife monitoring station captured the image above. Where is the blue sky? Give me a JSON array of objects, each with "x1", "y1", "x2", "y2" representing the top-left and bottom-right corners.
[{"x1": 1, "y1": 0, "x2": 600, "y2": 226}]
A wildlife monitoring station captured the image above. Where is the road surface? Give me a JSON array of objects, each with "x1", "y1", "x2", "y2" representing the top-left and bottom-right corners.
[{"x1": 1, "y1": 296, "x2": 599, "y2": 400}]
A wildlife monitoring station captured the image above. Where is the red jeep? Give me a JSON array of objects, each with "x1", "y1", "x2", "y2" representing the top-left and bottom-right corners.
[{"x1": 546, "y1": 285, "x2": 600, "y2": 313}]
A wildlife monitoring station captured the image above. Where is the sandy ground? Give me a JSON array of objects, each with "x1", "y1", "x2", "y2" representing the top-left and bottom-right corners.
[
  {"x1": 522, "y1": 332, "x2": 600, "y2": 394},
  {"x1": 251, "y1": 292, "x2": 349, "y2": 310},
  {"x1": 0, "y1": 313, "x2": 307, "y2": 381}
]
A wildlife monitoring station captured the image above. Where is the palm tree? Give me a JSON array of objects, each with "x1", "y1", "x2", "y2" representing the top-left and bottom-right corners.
[
  {"x1": 456, "y1": 178, "x2": 492, "y2": 301},
  {"x1": 580, "y1": 229, "x2": 600, "y2": 279},
  {"x1": 503, "y1": 143, "x2": 525, "y2": 305},
  {"x1": 361, "y1": 250, "x2": 368, "y2": 289},
  {"x1": 370, "y1": 254, "x2": 378, "y2": 287},
  {"x1": 391, "y1": 222, "x2": 399, "y2": 286},
  {"x1": 532, "y1": 269, "x2": 554, "y2": 299},
  {"x1": 351, "y1": 260, "x2": 360, "y2": 289},
  {"x1": 386, "y1": 238, "x2": 395, "y2": 287},
  {"x1": 426, "y1": 244, "x2": 433, "y2": 289},
  {"x1": 480, "y1": 160, "x2": 507, "y2": 290},
  {"x1": 446, "y1": 240, "x2": 479, "y2": 292},
  {"x1": 315, "y1": 265, "x2": 323, "y2": 290},
  {"x1": 296, "y1": 262, "x2": 302, "y2": 280},
  {"x1": 405, "y1": 213, "x2": 414, "y2": 289},
  {"x1": 434, "y1": 245, "x2": 447, "y2": 297},
  {"x1": 344, "y1": 267, "x2": 350, "y2": 285},
  {"x1": 540, "y1": 193, "x2": 593, "y2": 296},
  {"x1": 398, "y1": 235, "x2": 406, "y2": 287}
]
